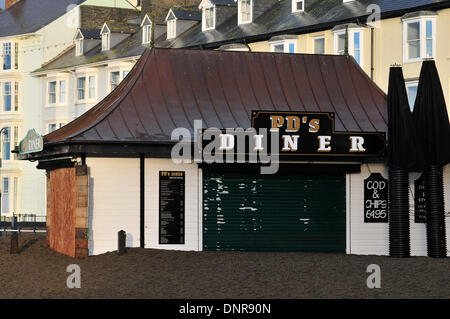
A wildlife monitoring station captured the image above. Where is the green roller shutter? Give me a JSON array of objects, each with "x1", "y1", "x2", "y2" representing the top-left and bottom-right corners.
[{"x1": 203, "y1": 171, "x2": 346, "y2": 253}]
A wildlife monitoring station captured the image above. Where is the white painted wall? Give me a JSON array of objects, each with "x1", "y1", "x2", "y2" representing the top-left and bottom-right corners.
[
  {"x1": 349, "y1": 163, "x2": 450, "y2": 256},
  {"x1": 144, "y1": 159, "x2": 201, "y2": 251},
  {"x1": 87, "y1": 157, "x2": 141, "y2": 255}
]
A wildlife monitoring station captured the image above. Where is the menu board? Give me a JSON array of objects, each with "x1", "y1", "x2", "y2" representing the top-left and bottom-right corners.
[
  {"x1": 159, "y1": 171, "x2": 185, "y2": 245},
  {"x1": 414, "y1": 174, "x2": 427, "y2": 223},
  {"x1": 364, "y1": 173, "x2": 389, "y2": 223}
]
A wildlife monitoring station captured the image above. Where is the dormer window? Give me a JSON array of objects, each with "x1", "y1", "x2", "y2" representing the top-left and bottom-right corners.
[
  {"x1": 101, "y1": 24, "x2": 111, "y2": 51},
  {"x1": 141, "y1": 14, "x2": 152, "y2": 44},
  {"x1": 292, "y1": 0, "x2": 304, "y2": 13},
  {"x1": 74, "y1": 29, "x2": 84, "y2": 56},
  {"x1": 76, "y1": 39, "x2": 83, "y2": 56},
  {"x1": 238, "y1": 0, "x2": 252, "y2": 25},
  {"x1": 143, "y1": 24, "x2": 151, "y2": 44},
  {"x1": 167, "y1": 20, "x2": 176, "y2": 39},
  {"x1": 203, "y1": 5, "x2": 215, "y2": 31}
]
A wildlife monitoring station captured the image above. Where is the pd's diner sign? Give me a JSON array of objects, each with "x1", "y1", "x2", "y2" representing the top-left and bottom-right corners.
[{"x1": 199, "y1": 111, "x2": 386, "y2": 159}]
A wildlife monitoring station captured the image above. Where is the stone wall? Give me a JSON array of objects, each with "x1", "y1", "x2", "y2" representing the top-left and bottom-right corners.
[{"x1": 80, "y1": 6, "x2": 139, "y2": 30}]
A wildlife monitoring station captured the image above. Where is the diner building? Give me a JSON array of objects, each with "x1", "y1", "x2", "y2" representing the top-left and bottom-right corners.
[{"x1": 19, "y1": 48, "x2": 450, "y2": 258}]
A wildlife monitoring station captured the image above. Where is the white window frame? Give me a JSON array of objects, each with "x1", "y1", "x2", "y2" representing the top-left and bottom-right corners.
[
  {"x1": 0, "y1": 124, "x2": 19, "y2": 162},
  {"x1": 47, "y1": 81, "x2": 57, "y2": 105},
  {"x1": 405, "y1": 80, "x2": 419, "y2": 111},
  {"x1": 108, "y1": 68, "x2": 130, "y2": 93},
  {"x1": 101, "y1": 24, "x2": 111, "y2": 52},
  {"x1": 167, "y1": 19, "x2": 177, "y2": 40},
  {"x1": 333, "y1": 28, "x2": 364, "y2": 67},
  {"x1": 46, "y1": 76, "x2": 69, "y2": 107},
  {"x1": 47, "y1": 121, "x2": 67, "y2": 134},
  {"x1": 0, "y1": 81, "x2": 20, "y2": 113},
  {"x1": 238, "y1": 0, "x2": 253, "y2": 25},
  {"x1": 313, "y1": 35, "x2": 325, "y2": 54},
  {"x1": 270, "y1": 40, "x2": 297, "y2": 53},
  {"x1": 88, "y1": 75, "x2": 97, "y2": 100},
  {"x1": 142, "y1": 24, "x2": 152, "y2": 44},
  {"x1": 75, "y1": 71, "x2": 98, "y2": 104},
  {"x1": 202, "y1": 5, "x2": 216, "y2": 31},
  {"x1": 76, "y1": 39, "x2": 83, "y2": 56},
  {"x1": 402, "y1": 16, "x2": 436, "y2": 63},
  {"x1": 292, "y1": 0, "x2": 305, "y2": 13}
]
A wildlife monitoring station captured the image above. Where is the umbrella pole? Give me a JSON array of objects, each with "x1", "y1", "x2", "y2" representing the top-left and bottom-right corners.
[
  {"x1": 425, "y1": 165, "x2": 447, "y2": 258},
  {"x1": 389, "y1": 168, "x2": 411, "y2": 258}
]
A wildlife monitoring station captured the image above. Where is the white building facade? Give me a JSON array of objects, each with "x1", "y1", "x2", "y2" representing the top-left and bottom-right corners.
[{"x1": 0, "y1": 0, "x2": 138, "y2": 220}]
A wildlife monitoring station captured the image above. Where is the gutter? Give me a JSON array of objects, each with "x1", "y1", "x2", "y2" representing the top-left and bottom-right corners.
[{"x1": 31, "y1": 55, "x2": 142, "y2": 77}]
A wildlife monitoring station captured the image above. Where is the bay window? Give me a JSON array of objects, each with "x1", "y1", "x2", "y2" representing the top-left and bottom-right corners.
[
  {"x1": 89, "y1": 76, "x2": 96, "y2": 99},
  {"x1": 3, "y1": 82, "x2": 11, "y2": 111},
  {"x1": 14, "y1": 82, "x2": 19, "y2": 112},
  {"x1": 77, "y1": 77, "x2": 86, "y2": 101},
  {"x1": 59, "y1": 80, "x2": 66, "y2": 104},
  {"x1": 333, "y1": 28, "x2": 364, "y2": 66},
  {"x1": 313, "y1": 36, "x2": 325, "y2": 54},
  {"x1": 1, "y1": 176, "x2": 19, "y2": 215},
  {"x1": 2, "y1": 177, "x2": 9, "y2": 214},
  {"x1": 2, "y1": 127, "x2": 11, "y2": 161},
  {"x1": 403, "y1": 15, "x2": 436, "y2": 63},
  {"x1": 47, "y1": 122, "x2": 66, "y2": 133},
  {"x1": 2, "y1": 43, "x2": 11, "y2": 70},
  {"x1": 47, "y1": 79, "x2": 67, "y2": 106},
  {"x1": 270, "y1": 37, "x2": 297, "y2": 53},
  {"x1": 110, "y1": 71, "x2": 120, "y2": 91},
  {"x1": 48, "y1": 81, "x2": 57, "y2": 105}
]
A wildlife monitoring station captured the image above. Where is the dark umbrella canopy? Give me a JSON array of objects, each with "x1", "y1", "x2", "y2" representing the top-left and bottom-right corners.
[
  {"x1": 412, "y1": 60, "x2": 450, "y2": 167},
  {"x1": 412, "y1": 60, "x2": 449, "y2": 258},
  {"x1": 387, "y1": 66, "x2": 417, "y2": 258},
  {"x1": 387, "y1": 67, "x2": 424, "y2": 171}
]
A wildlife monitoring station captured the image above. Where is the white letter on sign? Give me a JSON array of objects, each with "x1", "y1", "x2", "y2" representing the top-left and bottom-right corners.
[
  {"x1": 253, "y1": 134, "x2": 264, "y2": 151},
  {"x1": 317, "y1": 136, "x2": 331, "y2": 152},
  {"x1": 219, "y1": 134, "x2": 234, "y2": 151},
  {"x1": 349, "y1": 136, "x2": 366, "y2": 152},
  {"x1": 282, "y1": 135, "x2": 299, "y2": 151}
]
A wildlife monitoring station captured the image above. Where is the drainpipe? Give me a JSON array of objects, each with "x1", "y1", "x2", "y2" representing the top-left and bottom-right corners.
[{"x1": 370, "y1": 26, "x2": 374, "y2": 80}]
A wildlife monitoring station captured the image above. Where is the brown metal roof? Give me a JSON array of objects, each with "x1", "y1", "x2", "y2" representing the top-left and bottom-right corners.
[{"x1": 44, "y1": 48, "x2": 387, "y2": 145}]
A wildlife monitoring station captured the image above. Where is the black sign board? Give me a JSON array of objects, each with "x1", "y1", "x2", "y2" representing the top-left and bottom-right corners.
[
  {"x1": 414, "y1": 174, "x2": 427, "y2": 223},
  {"x1": 159, "y1": 171, "x2": 185, "y2": 245},
  {"x1": 364, "y1": 173, "x2": 389, "y2": 223},
  {"x1": 198, "y1": 111, "x2": 386, "y2": 161}
]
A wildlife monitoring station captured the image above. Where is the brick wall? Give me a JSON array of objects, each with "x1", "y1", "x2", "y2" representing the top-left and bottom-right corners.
[{"x1": 47, "y1": 165, "x2": 89, "y2": 258}]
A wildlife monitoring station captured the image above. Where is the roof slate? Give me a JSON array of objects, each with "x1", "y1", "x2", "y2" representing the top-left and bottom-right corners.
[
  {"x1": 171, "y1": 7, "x2": 202, "y2": 21},
  {"x1": 0, "y1": 0, "x2": 86, "y2": 38},
  {"x1": 43, "y1": 48, "x2": 387, "y2": 146},
  {"x1": 163, "y1": 0, "x2": 450, "y2": 49},
  {"x1": 80, "y1": 29, "x2": 101, "y2": 40}
]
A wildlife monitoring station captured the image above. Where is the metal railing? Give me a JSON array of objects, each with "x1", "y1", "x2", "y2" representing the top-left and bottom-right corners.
[{"x1": 0, "y1": 214, "x2": 46, "y2": 230}]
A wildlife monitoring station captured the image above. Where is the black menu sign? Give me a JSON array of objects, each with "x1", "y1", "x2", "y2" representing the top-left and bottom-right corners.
[
  {"x1": 415, "y1": 174, "x2": 426, "y2": 223},
  {"x1": 159, "y1": 171, "x2": 185, "y2": 244},
  {"x1": 364, "y1": 173, "x2": 388, "y2": 223}
]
